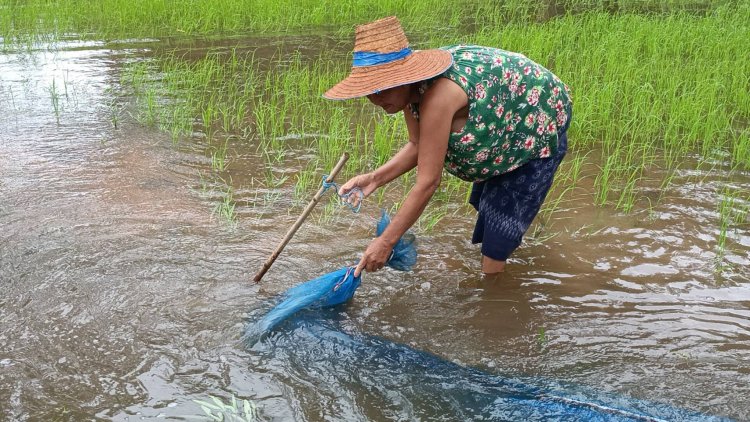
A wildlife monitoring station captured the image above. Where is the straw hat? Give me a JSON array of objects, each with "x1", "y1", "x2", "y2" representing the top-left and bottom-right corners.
[{"x1": 323, "y1": 16, "x2": 454, "y2": 100}]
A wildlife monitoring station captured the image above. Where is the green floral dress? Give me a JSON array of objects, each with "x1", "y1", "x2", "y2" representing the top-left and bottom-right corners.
[{"x1": 410, "y1": 45, "x2": 573, "y2": 182}]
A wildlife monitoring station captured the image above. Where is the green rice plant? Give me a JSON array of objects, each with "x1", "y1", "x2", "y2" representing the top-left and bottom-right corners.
[
  {"x1": 102, "y1": 87, "x2": 123, "y2": 129},
  {"x1": 348, "y1": 123, "x2": 372, "y2": 170},
  {"x1": 110, "y1": 102, "x2": 120, "y2": 128},
  {"x1": 371, "y1": 116, "x2": 407, "y2": 169},
  {"x1": 294, "y1": 159, "x2": 319, "y2": 204},
  {"x1": 262, "y1": 167, "x2": 288, "y2": 190},
  {"x1": 263, "y1": 189, "x2": 283, "y2": 206},
  {"x1": 271, "y1": 148, "x2": 287, "y2": 164},
  {"x1": 8, "y1": 84, "x2": 16, "y2": 109},
  {"x1": 0, "y1": 0, "x2": 473, "y2": 42},
  {"x1": 61, "y1": 69, "x2": 70, "y2": 99},
  {"x1": 134, "y1": 85, "x2": 159, "y2": 127},
  {"x1": 315, "y1": 107, "x2": 350, "y2": 167},
  {"x1": 162, "y1": 103, "x2": 194, "y2": 144},
  {"x1": 615, "y1": 168, "x2": 641, "y2": 213},
  {"x1": 732, "y1": 129, "x2": 750, "y2": 169},
  {"x1": 416, "y1": 207, "x2": 447, "y2": 233},
  {"x1": 219, "y1": 103, "x2": 232, "y2": 133},
  {"x1": 526, "y1": 220, "x2": 560, "y2": 245},
  {"x1": 231, "y1": 97, "x2": 248, "y2": 133},
  {"x1": 47, "y1": 78, "x2": 60, "y2": 124},
  {"x1": 212, "y1": 179, "x2": 238, "y2": 226},
  {"x1": 714, "y1": 185, "x2": 750, "y2": 275},
  {"x1": 211, "y1": 138, "x2": 230, "y2": 172},
  {"x1": 715, "y1": 187, "x2": 734, "y2": 272},
  {"x1": 202, "y1": 102, "x2": 217, "y2": 142},
  {"x1": 593, "y1": 154, "x2": 617, "y2": 207},
  {"x1": 735, "y1": 201, "x2": 749, "y2": 230},
  {"x1": 198, "y1": 170, "x2": 210, "y2": 193},
  {"x1": 2, "y1": 0, "x2": 740, "y2": 51},
  {"x1": 252, "y1": 102, "x2": 274, "y2": 147},
  {"x1": 434, "y1": 174, "x2": 468, "y2": 204},
  {"x1": 538, "y1": 185, "x2": 575, "y2": 223},
  {"x1": 564, "y1": 149, "x2": 590, "y2": 186},
  {"x1": 655, "y1": 168, "x2": 678, "y2": 207},
  {"x1": 537, "y1": 327, "x2": 547, "y2": 350},
  {"x1": 316, "y1": 195, "x2": 345, "y2": 224},
  {"x1": 122, "y1": 61, "x2": 150, "y2": 94}
]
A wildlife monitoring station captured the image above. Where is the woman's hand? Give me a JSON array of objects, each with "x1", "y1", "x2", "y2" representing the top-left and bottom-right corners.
[
  {"x1": 354, "y1": 236, "x2": 394, "y2": 277},
  {"x1": 338, "y1": 172, "x2": 379, "y2": 208}
]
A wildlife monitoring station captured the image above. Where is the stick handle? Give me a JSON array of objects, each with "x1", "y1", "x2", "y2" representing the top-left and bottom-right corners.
[{"x1": 253, "y1": 152, "x2": 350, "y2": 283}]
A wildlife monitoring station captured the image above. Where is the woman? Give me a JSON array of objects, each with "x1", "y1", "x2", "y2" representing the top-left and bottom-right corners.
[{"x1": 324, "y1": 16, "x2": 572, "y2": 277}]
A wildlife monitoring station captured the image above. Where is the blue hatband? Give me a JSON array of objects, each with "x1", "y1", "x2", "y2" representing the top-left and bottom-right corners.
[{"x1": 352, "y1": 48, "x2": 412, "y2": 67}]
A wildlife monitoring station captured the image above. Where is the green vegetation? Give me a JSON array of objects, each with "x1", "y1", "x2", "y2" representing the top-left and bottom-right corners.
[
  {"x1": 715, "y1": 184, "x2": 750, "y2": 275},
  {"x1": 0, "y1": 0, "x2": 734, "y2": 44},
  {"x1": 2, "y1": 0, "x2": 747, "y2": 263}
]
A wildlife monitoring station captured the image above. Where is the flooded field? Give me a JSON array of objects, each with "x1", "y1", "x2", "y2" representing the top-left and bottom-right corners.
[{"x1": 1, "y1": 28, "x2": 749, "y2": 422}]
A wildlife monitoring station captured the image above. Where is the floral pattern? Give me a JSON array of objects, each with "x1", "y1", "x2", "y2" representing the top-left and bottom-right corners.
[{"x1": 422, "y1": 45, "x2": 573, "y2": 182}]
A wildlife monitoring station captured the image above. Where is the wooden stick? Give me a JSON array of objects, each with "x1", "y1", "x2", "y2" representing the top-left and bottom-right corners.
[{"x1": 254, "y1": 152, "x2": 350, "y2": 283}]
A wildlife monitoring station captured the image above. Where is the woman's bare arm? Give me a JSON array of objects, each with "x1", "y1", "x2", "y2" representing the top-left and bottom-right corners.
[
  {"x1": 371, "y1": 106, "x2": 421, "y2": 187},
  {"x1": 355, "y1": 78, "x2": 468, "y2": 275}
]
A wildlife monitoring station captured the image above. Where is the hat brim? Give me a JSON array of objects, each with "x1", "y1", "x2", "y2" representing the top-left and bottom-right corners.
[{"x1": 323, "y1": 49, "x2": 453, "y2": 100}]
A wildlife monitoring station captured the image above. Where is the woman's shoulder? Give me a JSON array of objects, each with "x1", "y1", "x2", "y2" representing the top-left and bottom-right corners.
[{"x1": 420, "y1": 77, "x2": 469, "y2": 114}]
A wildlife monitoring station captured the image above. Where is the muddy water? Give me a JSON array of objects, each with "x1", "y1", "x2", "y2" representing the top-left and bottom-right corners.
[{"x1": 1, "y1": 38, "x2": 749, "y2": 421}]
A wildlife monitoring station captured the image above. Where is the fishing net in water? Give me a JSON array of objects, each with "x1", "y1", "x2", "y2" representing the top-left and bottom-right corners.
[
  {"x1": 244, "y1": 211, "x2": 416, "y2": 344},
  {"x1": 377, "y1": 209, "x2": 416, "y2": 271},
  {"x1": 248, "y1": 313, "x2": 720, "y2": 421}
]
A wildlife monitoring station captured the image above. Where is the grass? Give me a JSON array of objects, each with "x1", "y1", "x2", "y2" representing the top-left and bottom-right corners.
[
  {"x1": 47, "y1": 78, "x2": 61, "y2": 124},
  {"x1": 0, "y1": 0, "x2": 473, "y2": 44},
  {"x1": 715, "y1": 184, "x2": 750, "y2": 275},
  {"x1": 210, "y1": 138, "x2": 231, "y2": 172},
  {"x1": 0, "y1": 0, "x2": 736, "y2": 46},
  {"x1": 537, "y1": 327, "x2": 547, "y2": 350},
  {"x1": 209, "y1": 178, "x2": 238, "y2": 227}
]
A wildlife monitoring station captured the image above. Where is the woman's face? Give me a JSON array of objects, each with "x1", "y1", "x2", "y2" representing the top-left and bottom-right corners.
[{"x1": 366, "y1": 84, "x2": 413, "y2": 114}]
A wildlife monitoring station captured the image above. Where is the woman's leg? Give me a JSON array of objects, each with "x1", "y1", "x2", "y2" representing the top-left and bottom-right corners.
[
  {"x1": 472, "y1": 131, "x2": 568, "y2": 274},
  {"x1": 482, "y1": 255, "x2": 506, "y2": 274}
]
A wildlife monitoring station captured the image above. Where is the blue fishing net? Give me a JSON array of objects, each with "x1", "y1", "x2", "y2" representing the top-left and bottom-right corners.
[
  {"x1": 243, "y1": 204, "x2": 725, "y2": 420},
  {"x1": 248, "y1": 313, "x2": 729, "y2": 422},
  {"x1": 243, "y1": 267, "x2": 362, "y2": 343},
  {"x1": 377, "y1": 209, "x2": 417, "y2": 271},
  {"x1": 244, "y1": 211, "x2": 416, "y2": 344}
]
